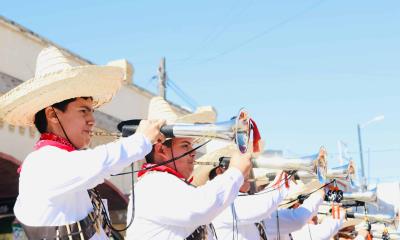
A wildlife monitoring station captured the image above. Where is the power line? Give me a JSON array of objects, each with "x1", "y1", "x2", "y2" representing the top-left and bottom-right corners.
[
  {"x1": 176, "y1": 0, "x2": 255, "y2": 64},
  {"x1": 197, "y1": 0, "x2": 327, "y2": 64},
  {"x1": 166, "y1": 77, "x2": 198, "y2": 110},
  {"x1": 136, "y1": 75, "x2": 159, "y2": 95}
]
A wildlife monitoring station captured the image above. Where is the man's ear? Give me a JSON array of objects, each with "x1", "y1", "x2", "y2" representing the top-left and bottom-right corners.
[
  {"x1": 216, "y1": 167, "x2": 224, "y2": 175},
  {"x1": 153, "y1": 143, "x2": 170, "y2": 161},
  {"x1": 44, "y1": 107, "x2": 59, "y2": 124}
]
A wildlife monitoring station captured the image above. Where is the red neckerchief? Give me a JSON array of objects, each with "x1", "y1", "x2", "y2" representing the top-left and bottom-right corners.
[
  {"x1": 138, "y1": 163, "x2": 193, "y2": 183},
  {"x1": 17, "y1": 133, "x2": 76, "y2": 173},
  {"x1": 35, "y1": 132, "x2": 76, "y2": 152}
]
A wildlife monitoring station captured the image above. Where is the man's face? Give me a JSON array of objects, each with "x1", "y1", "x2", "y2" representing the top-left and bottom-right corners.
[
  {"x1": 156, "y1": 138, "x2": 196, "y2": 180},
  {"x1": 53, "y1": 98, "x2": 95, "y2": 149},
  {"x1": 309, "y1": 215, "x2": 318, "y2": 225}
]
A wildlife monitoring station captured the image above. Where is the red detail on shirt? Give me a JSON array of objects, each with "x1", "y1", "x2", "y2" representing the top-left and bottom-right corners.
[
  {"x1": 17, "y1": 133, "x2": 76, "y2": 174},
  {"x1": 138, "y1": 163, "x2": 193, "y2": 183}
]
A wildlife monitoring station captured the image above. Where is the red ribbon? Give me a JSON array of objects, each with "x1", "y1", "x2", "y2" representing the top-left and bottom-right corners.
[{"x1": 250, "y1": 118, "x2": 261, "y2": 152}]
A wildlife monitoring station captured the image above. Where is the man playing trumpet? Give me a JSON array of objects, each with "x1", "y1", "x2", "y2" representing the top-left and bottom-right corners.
[
  {"x1": 0, "y1": 46, "x2": 165, "y2": 239},
  {"x1": 192, "y1": 143, "x2": 294, "y2": 240},
  {"x1": 126, "y1": 97, "x2": 252, "y2": 240}
]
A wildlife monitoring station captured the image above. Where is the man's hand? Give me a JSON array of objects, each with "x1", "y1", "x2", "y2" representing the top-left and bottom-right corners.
[
  {"x1": 136, "y1": 119, "x2": 166, "y2": 144},
  {"x1": 228, "y1": 150, "x2": 252, "y2": 178},
  {"x1": 318, "y1": 188, "x2": 326, "y2": 199},
  {"x1": 270, "y1": 171, "x2": 289, "y2": 188}
]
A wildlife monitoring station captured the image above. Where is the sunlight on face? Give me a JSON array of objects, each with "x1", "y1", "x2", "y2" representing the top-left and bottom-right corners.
[{"x1": 56, "y1": 98, "x2": 95, "y2": 149}]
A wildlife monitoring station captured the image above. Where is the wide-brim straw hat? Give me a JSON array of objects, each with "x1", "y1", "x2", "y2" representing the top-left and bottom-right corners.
[
  {"x1": 147, "y1": 96, "x2": 217, "y2": 124},
  {"x1": 340, "y1": 218, "x2": 363, "y2": 230},
  {"x1": 146, "y1": 96, "x2": 217, "y2": 149},
  {"x1": 0, "y1": 46, "x2": 125, "y2": 126},
  {"x1": 191, "y1": 143, "x2": 236, "y2": 187},
  {"x1": 252, "y1": 168, "x2": 275, "y2": 188},
  {"x1": 191, "y1": 141, "x2": 264, "y2": 187}
]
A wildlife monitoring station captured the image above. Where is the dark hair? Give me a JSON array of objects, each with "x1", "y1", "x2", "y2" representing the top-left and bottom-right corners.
[
  {"x1": 294, "y1": 173, "x2": 300, "y2": 181},
  {"x1": 34, "y1": 97, "x2": 92, "y2": 133},
  {"x1": 145, "y1": 139, "x2": 173, "y2": 163},
  {"x1": 208, "y1": 167, "x2": 219, "y2": 180}
]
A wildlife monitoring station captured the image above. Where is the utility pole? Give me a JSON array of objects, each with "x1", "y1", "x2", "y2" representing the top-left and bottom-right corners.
[
  {"x1": 158, "y1": 57, "x2": 166, "y2": 99},
  {"x1": 357, "y1": 124, "x2": 366, "y2": 190},
  {"x1": 357, "y1": 115, "x2": 384, "y2": 191},
  {"x1": 367, "y1": 148, "x2": 370, "y2": 186}
]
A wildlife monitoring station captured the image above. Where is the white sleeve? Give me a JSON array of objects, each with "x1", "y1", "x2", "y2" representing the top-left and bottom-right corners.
[
  {"x1": 265, "y1": 192, "x2": 323, "y2": 236},
  {"x1": 22, "y1": 133, "x2": 152, "y2": 198},
  {"x1": 135, "y1": 168, "x2": 244, "y2": 227},
  {"x1": 306, "y1": 212, "x2": 345, "y2": 240},
  {"x1": 355, "y1": 235, "x2": 365, "y2": 240},
  {"x1": 218, "y1": 184, "x2": 290, "y2": 225}
]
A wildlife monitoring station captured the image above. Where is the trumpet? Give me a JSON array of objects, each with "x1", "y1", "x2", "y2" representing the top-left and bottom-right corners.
[
  {"x1": 321, "y1": 189, "x2": 378, "y2": 209},
  {"x1": 298, "y1": 160, "x2": 356, "y2": 185},
  {"x1": 342, "y1": 189, "x2": 377, "y2": 203},
  {"x1": 93, "y1": 109, "x2": 255, "y2": 153},
  {"x1": 252, "y1": 147, "x2": 328, "y2": 183},
  {"x1": 347, "y1": 212, "x2": 398, "y2": 226},
  {"x1": 207, "y1": 147, "x2": 328, "y2": 183}
]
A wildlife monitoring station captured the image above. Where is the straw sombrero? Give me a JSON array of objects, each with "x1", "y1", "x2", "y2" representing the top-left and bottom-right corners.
[
  {"x1": 0, "y1": 46, "x2": 125, "y2": 126},
  {"x1": 191, "y1": 143, "x2": 236, "y2": 186},
  {"x1": 147, "y1": 96, "x2": 217, "y2": 124},
  {"x1": 252, "y1": 168, "x2": 275, "y2": 188},
  {"x1": 340, "y1": 218, "x2": 363, "y2": 230}
]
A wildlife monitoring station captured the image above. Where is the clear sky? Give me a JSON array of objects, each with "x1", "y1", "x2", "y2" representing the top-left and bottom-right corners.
[{"x1": 3, "y1": 0, "x2": 399, "y2": 184}]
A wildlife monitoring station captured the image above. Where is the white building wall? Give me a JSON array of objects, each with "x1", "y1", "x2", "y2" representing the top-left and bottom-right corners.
[
  {"x1": 0, "y1": 20, "x2": 42, "y2": 81},
  {"x1": 0, "y1": 123, "x2": 37, "y2": 162}
]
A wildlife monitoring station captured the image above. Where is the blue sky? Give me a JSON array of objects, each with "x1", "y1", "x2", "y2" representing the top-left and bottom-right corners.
[{"x1": 3, "y1": 0, "x2": 400, "y2": 183}]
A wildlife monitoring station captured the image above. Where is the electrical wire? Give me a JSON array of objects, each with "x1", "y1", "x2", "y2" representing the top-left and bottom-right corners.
[
  {"x1": 197, "y1": 0, "x2": 328, "y2": 64},
  {"x1": 166, "y1": 77, "x2": 198, "y2": 110},
  {"x1": 176, "y1": 0, "x2": 255, "y2": 65}
]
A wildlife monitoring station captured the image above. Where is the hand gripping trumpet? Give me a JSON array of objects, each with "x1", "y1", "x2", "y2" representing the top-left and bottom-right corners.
[
  {"x1": 257, "y1": 147, "x2": 328, "y2": 183},
  {"x1": 116, "y1": 108, "x2": 261, "y2": 153},
  {"x1": 321, "y1": 189, "x2": 378, "y2": 209},
  {"x1": 217, "y1": 147, "x2": 328, "y2": 184}
]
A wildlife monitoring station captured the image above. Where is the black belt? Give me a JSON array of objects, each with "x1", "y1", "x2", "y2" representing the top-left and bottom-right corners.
[{"x1": 20, "y1": 212, "x2": 98, "y2": 240}]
